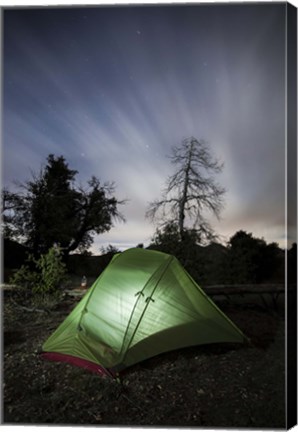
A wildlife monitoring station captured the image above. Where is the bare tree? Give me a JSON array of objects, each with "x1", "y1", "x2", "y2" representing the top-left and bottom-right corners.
[{"x1": 146, "y1": 136, "x2": 226, "y2": 243}]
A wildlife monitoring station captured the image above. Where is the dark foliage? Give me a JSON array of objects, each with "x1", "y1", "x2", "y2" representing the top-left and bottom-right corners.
[
  {"x1": 148, "y1": 222, "x2": 208, "y2": 283},
  {"x1": 226, "y1": 231, "x2": 284, "y2": 284},
  {"x1": 3, "y1": 238, "x2": 28, "y2": 269},
  {"x1": 67, "y1": 252, "x2": 116, "y2": 278},
  {"x1": 149, "y1": 226, "x2": 284, "y2": 285},
  {"x1": 2, "y1": 154, "x2": 125, "y2": 257},
  {"x1": 4, "y1": 229, "x2": 286, "y2": 287}
]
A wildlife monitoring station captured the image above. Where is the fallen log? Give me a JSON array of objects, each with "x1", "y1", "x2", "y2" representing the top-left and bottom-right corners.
[
  {"x1": 203, "y1": 284, "x2": 294, "y2": 310},
  {"x1": 203, "y1": 284, "x2": 289, "y2": 296}
]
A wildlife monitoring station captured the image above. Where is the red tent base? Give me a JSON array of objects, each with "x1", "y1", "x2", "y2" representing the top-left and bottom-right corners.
[{"x1": 41, "y1": 352, "x2": 116, "y2": 379}]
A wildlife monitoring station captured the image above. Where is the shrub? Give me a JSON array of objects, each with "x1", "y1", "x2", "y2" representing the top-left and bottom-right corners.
[{"x1": 10, "y1": 246, "x2": 67, "y2": 299}]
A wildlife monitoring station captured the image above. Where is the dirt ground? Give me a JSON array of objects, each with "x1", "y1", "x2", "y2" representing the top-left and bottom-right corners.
[{"x1": 2, "y1": 290, "x2": 285, "y2": 428}]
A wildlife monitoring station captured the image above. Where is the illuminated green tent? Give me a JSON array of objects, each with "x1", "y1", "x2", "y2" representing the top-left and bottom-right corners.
[{"x1": 42, "y1": 248, "x2": 245, "y2": 377}]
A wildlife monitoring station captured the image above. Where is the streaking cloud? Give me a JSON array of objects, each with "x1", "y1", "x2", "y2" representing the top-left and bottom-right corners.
[{"x1": 2, "y1": 4, "x2": 288, "y2": 250}]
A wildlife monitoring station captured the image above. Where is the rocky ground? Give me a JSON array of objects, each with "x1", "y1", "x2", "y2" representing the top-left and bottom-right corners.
[{"x1": 2, "y1": 290, "x2": 285, "y2": 428}]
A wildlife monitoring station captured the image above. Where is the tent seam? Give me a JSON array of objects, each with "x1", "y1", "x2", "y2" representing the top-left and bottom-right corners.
[
  {"x1": 120, "y1": 255, "x2": 174, "y2": 364},
  {"x1": 118, "y1": 255, "x2": 171, "y2": 358}
]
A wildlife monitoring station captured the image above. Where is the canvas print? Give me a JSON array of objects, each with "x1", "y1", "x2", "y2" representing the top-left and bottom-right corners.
[{"x1": 2, "y1": 2, "x2": 297, "y2": 429}]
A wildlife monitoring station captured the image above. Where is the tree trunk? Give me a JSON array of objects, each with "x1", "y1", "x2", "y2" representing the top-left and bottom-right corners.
[{"x1": 179, "y1": 140, "x2": 194, "y2": 240}]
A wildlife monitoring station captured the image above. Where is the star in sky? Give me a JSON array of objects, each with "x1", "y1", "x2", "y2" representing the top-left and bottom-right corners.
[{"x1": 2, "y1": 3, "x2": 291, "y2": 251}]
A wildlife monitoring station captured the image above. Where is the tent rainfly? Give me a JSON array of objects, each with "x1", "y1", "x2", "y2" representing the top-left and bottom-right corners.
[{"x1": 41, "y1": 248, "x2": 246, "y2": 377}]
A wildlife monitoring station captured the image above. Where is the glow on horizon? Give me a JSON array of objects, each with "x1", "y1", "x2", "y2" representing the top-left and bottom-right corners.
[{"x1": 3, "y1": 5, "x2": 289, "y2": 253}]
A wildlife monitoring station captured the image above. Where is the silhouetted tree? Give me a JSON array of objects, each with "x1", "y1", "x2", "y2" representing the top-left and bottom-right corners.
[
  {"x1": 2, "y1": 154, "x2": 125, "y2": 257},
  {"x1": 149, "y1": 221, "x2": 207, "y2": 283},
  {"x1": 226, "y1": 230, "x2": 282, "y2": 283},
  {"x1": 146, "y1": 136, "x2": 225, "y2": 244}
]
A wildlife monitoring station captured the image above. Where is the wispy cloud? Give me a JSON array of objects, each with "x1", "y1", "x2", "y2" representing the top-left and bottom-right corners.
[{"x1": 3, "y1": 5, "x2": 288, "y2": 249}]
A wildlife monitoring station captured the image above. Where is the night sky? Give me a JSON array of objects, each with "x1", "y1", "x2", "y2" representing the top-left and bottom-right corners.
[{"x1": 2, "y1": 3, "x2": 289, "y2": 252}]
